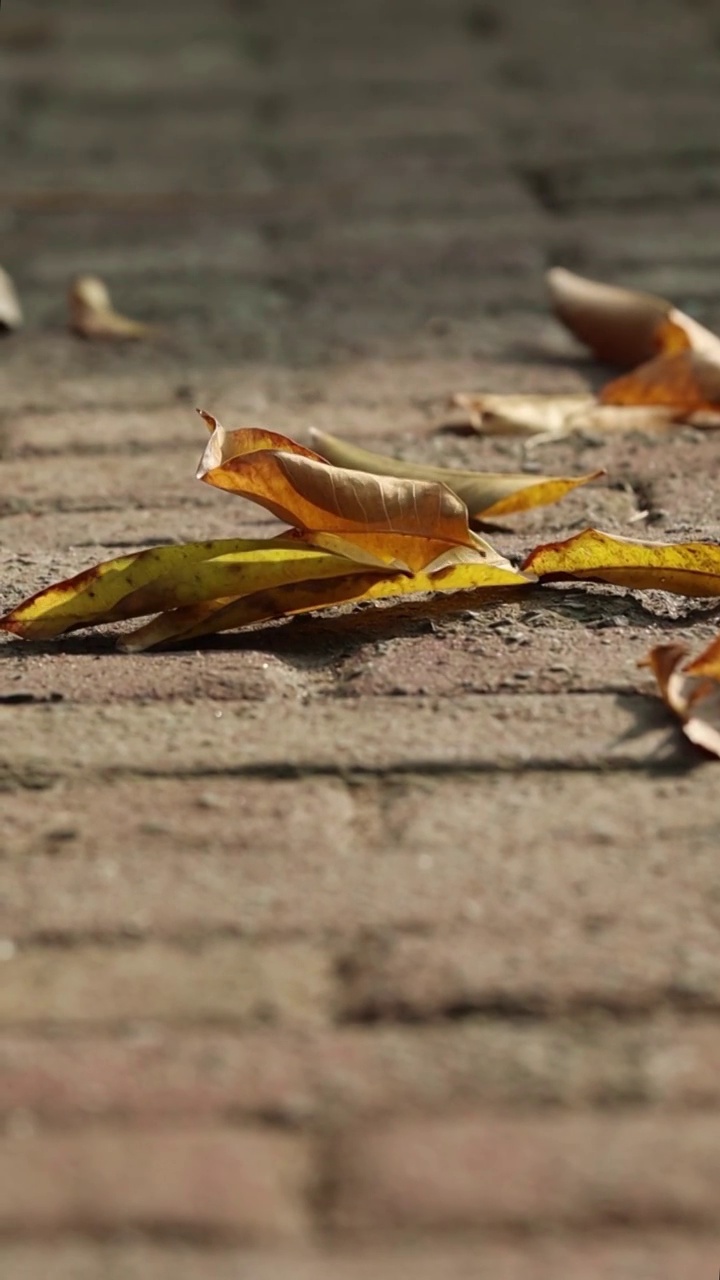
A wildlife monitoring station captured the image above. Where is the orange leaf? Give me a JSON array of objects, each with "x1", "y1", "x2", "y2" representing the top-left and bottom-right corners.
[
  {"x1": 600, "y1": 349, "x2": 720, "y2": 412},
  {"x1": 196, "y1": 412, "x2": 503, "y2": 573}
]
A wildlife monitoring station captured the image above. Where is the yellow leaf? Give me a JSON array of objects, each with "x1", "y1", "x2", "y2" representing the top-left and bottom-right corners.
[
  {"x1": 643, "y1": 642, "x2": 720, "y2": 757},
  {"x1": 523, "y1": 529, "x2": 720, "y2": 596},
  {"x1": 309, "y1": 429, "x2": 604, "y2": 519},
  {"x1": 120, "y1": 558, "x2": 530, "y2": 651},
  {"x1": 196, "y1": 412, "x2": 503, "y2": 573},
  {"x1": 0, "y1": 539, "x2": 370, "y2": 640}
]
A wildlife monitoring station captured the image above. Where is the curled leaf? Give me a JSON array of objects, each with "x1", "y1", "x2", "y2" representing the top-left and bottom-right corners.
[
  {"x1": 197, "y1": 412, "x2": 503, "y2": 573},
  {"x1": 69, "y1": 276, "x2": 153, "y2": 340},
  {"x1": 309, "y1": 429, "x2": 604, "y2": 520},
  {"x1": 0, "y1": 265, "x2": 22, "y2": 332},
  {"x1": 547, "y1": 267, "x2": 671, "y2": 367},
  {"x1": 547, "y1": 267, "x2": 720, "y2": 366},
  {"x1": 0, "y1": 539, "x2": 370, "y2": 641},
  {"x1": 643, "y1": 642, "x2": 720, "y2": 757},
  {"x1": 523, "y1": 529, "x2": 720, "y2": 597},
  {"x1": 121, "y1": 557, "x2": 530, "y2": 651}
]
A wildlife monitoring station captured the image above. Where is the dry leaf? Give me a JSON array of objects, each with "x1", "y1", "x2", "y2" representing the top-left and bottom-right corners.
[
  {"x1": 197, "y1": 412, "x2": 506, "y2": 573},
  {"x1": 447, "y1": 270, "x2": 720, "y2": 441},
  {"x1": 0, "y1": 265, "x2": 22, "y2": 332},
  {"x1": 121, "y1": 558, "x2": 529, "y2": 651},
  {"x1": 547, "y1": 267, "x2": 720, "y2": 366},
  {"x1": 309, "y1": 428, "x2": 604, "y2": 518},
  {"x1": 601, "y1": 349, "x2": 720, "y2": 413},
  {"x1": 446, "y1": 392, "x2": 681, "y2": 443},
  {"x1": 0, "y1": 538, "x2": 371, "y2": 641},
  {"x1": 69, "y1": 276, "x2": 153, "y2": 340},
  {"x1": 1, "y1": 412, "x2": 526, "y2": 648},
  {"x1": 643, "y1": 642, "x2": 720, "y2": 756},
  {"x1": 523, "y1": 529, "x2": 720, "y2": 596}
]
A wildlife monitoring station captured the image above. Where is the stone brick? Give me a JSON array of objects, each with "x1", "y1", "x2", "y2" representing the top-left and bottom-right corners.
[
  {"x1": 0, "y1": 1017, "x2": 717, "y2": 1125},
  {"x1": 3, "y1": 1235, "x2": 720, "y2": 1280},
  {"x1": 0, "y1": 1127, "x2": 309, "y2": 1236},
  {"x1": 0, "y1": 694, "x2": 688, "y2": 792},
  {"x1": 0, "y1": 941, "x2": 330, "y2": 1028},
  {"x1": 332, "y1": 1112, "x2": 720, "y2": 1229},
  {"x1": 0, "y1": 772, "x2": 719, "y2": 957}
]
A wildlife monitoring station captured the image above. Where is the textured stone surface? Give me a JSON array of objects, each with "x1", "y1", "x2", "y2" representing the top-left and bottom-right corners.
[{"x1": 2, "y1": 0, "x2": 720, "y2": 1269}]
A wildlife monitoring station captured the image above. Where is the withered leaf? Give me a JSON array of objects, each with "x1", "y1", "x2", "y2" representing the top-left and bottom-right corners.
[
  {"x1": 197, "y1": 412, "x2": 506, "y2": 573},
  {"x1": 69, "y1": 276, "x2": 153, "y2": 340},
  {"x1": 0, "y1": 539, "x2": 372, "y2": 641},
  {"x1": 121, "y1": 557, "x2": 530, "y2": 651},
  {"x1": 643, "y1": 642, "x2": 720, "y2": 757},
  {"x1": 446, "y1": 392, "x2": 682, "y2": 444},
  {"x1": 1, "y1": 412, "x2": 525, "y2": 649},
  {"x1": 309, "y1": 428, "x2": 604, "y2": 519},
  {"x1": 547, "y1": 267, "x2": 720, "y2": 366},
  {"x1": 523, "y1": 529, "x2": 720, "y2": 596},
  {"x1": 600, "y1": 349, "x2": 720, "y2": 413}
]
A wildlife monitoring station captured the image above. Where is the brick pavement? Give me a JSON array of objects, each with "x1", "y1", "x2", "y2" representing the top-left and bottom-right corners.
[{"x1": 2, "y1": 0, "x2": 720, "y2": 1273}]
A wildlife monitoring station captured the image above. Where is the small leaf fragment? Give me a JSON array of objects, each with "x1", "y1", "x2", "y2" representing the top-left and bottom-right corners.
[
  {"x1": 68, "y1": 276, "x2": 153, "y2": 340},
  {"x1": 0, "y1": 265, "x2": 22, "y2": 332},
  {"x1": 643, "y1": 642, "x2": 720, "y2": 757},
  {"x1": 120, "y1": 557, "x2": 530, "y2": 651},
  {"x1": 523, "y1": 529, "x2": 720, "y2": 596},
  {"x1": 310, "y1": 429, "x2": 604, "y2": 519}
]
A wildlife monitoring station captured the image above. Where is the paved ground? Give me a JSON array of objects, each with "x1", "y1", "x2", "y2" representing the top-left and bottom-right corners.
[{"x1": 1, "y1": 0, "x2": 720, "y2": 1274}]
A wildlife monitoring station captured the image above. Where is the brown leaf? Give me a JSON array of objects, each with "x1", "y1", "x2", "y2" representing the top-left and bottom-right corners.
[
  {"x1": 523, "y1": 528, "x2": 720, "y2": 596},
  {"x1": 643, "y1": 642, "x2": 720, "y2": 757},
  {"x1": 68, "y1": 276, "x2": 153, "y2": 340},
  {"x1": 0, "y1": 265, "x2": 22, "y2": 332},
  {"x1": 197, "y1": 412, "x2": 506, "y2": 573},
  {"x1": 310, "y1": 428, "x2": 604, "y2": 519},
  {"x1": 547, "y1": 267, "x2": 720, "y2": 366}
]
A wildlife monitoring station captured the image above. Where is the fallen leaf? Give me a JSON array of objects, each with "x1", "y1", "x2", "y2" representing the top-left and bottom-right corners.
[
  {"x1": 601, "y1": 349, "x2": 720, "y2": 412},
  {"x1": 120, "y1": 557, "x2": 530, "y2": 651},
  {"x1": 68, "y1": 275, "x2": 153, "y2": 340},
  {"x1": 523, "y1": 528, "x2": 720, "y2": 596},
  {"x1": 446, "y1": 392, "x2": 682, "y2": 443},
  {"x1": 309, "y1": 428, "x2": 604, "y2": 518},
  {"x1": 547, "y1": 267, "x2": 720, "y2": 366},
  {"x1": 1, "y1": 412, "x2": 524, "y2": 649},
  {"x1": 197, "y1": 412, "x2": 505, "y2": 573},
  {"x1": 0, "y1": 538, "x2": 371, "y2": 641},
  {"x1": 643, "y1": 642, "x2": 720, "y2": 756},
  {"x1": 0, "y1": 265, "x2": 22, "y2": 332},
  {"x1": 446, "y1": 270, "x2": 720, "y2": 441}
]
